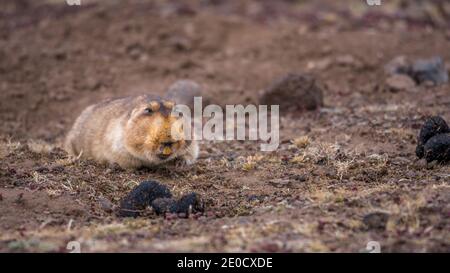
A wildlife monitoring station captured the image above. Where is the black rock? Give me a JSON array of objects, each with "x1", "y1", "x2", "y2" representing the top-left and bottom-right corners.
[
  {"x1": 423, "y1": 133, "x2": 450, "y2": 163},
  {"x1": 259, "y1": 73, "x2": 324, "y2": 113},
  {"x1": 416, "y1": 116, "x2": 450, "y2": 159},
  {"x1": 151, "y1": 192, "x2": 204, "y2": 215},
  {"x1": 165, "y1": 80, "x2": 210, "y2": 110},
  {"x1": 385, "y1": 56, "x2": 448, "y2": 86},
  {"x1": 118, "y1": 181, "x2": 172, "y2": 217},
  {"x1": 410, "y1": 57, "x2": 448, "y2": 85}
]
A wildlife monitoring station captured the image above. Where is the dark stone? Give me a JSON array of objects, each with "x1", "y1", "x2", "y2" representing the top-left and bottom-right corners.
[
  {"x1": 386, "y1": 56, "x2": 448, "y2": 85},
  {"x1": 165, "y1": 80, "x2": 209, "y2": 110},
  {"x1": 118, "y1": 180, "x2": 172, "y2": 217},
  {"x1": 410, "y1": 57, "x2": 448, "y2": 85},
  {"x1": 151, "y1": 192, "x2": 204, "y2": 215},
  {"x1": 423, "y1": 133, "x2": 450, "y2": 163},
  {"x1": 259, "y1": 73, "x2": 324, "y2": 113},
  {"x1": 416, "y1": 116, "x2": 450, "y2": 158}
]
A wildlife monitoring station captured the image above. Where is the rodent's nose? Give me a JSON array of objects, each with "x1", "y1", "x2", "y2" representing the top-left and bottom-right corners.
[
  {"x1": 158, "y1": 141, "x2": 177, "y2": 159},
  {"x1": 162, "y1": 141, "x2": 175, "y2": 147}
]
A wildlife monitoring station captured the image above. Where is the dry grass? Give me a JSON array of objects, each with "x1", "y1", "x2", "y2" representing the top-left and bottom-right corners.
[
  {"x1": 241, "y1": 155, "x2": 264, "y2": 171},
  {"x1": 0, "y1": 142, "x2": 8, "y2": 159},
  {"x1": 27, "y1": 140, "x2": 55, "y2": 154},
  {"x1": 291, "y1": 136, "x2": 310, "y2": 149},
  {"x1": 0, "y1": 138, "x2": 23, "y2": 158},
  {"x1": 334, "y1": 159, "x2": 355, "y2": 180}
]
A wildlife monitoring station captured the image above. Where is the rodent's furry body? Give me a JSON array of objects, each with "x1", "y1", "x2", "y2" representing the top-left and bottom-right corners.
[{"x1": 65, "y1": 94, "x2": 198, "y2": 168}]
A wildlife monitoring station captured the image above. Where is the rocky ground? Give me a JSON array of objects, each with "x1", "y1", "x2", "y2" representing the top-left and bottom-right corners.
[{"x1": 0, "y1": 0, "x2": 449, "y2": 252}]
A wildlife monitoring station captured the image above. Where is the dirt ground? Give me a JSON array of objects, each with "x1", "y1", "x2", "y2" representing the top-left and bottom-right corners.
[{"x1": 0, "y1": 0, "x2": 449, "y2": 252}]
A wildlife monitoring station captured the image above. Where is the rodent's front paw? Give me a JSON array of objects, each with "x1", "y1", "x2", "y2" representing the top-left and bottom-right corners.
[
  {"x1": 183, "y1": 157, "x2": 196, "y2": 166},
  {"x1": 174, "y1": 158, "x2": 192, "y2": 169},
  {"x1": 182, "y1": 142, "x2": 199, "y2": 166}
]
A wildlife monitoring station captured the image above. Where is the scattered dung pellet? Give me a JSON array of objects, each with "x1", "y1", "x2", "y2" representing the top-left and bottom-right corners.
[
  {"x1": 151, "y1": 192, "x2": 204, "y2": 215},
  {"x1": 416, "y1": 116, "x2": 450, "y2": 159},
  {"x1": 151, "y1": 197, "x2": 177, "y2": 215},
  {"x1": 423, "y1": 133, "x2": 450, "y2": 163},
  {"x1": 118, "y1": 180, "x2": 172, "y2": 217},
  {"x1": 173, "y1": 193, "x2": 204, "y2": 214}
]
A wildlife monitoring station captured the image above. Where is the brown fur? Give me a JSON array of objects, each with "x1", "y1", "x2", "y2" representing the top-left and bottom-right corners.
[{"x1": 65, "y1": 95, "x2": 198, "y2": 168}]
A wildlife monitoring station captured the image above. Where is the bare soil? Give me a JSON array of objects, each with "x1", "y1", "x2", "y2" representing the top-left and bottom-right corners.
[{"x1": 0, "y1": 0, "x2": 449, "y2": 252}]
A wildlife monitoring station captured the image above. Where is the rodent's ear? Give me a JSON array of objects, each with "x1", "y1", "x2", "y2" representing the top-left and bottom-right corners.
[
  {"x1": 142, "y1": 101, "x2": 161, "y2": 115},
  {"x1": 163, "y1": 101, "x2": 175, "y2": 109}
]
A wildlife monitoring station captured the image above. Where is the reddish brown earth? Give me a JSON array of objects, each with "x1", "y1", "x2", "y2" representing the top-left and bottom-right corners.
[{"x1": 0, "y1": 0, "x2": 449, "y2": 252}]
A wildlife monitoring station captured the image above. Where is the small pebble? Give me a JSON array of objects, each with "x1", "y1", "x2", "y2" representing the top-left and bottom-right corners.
[
  {"x1": 385, "y1": 74, "x2": 416, "y2": 92},
  {"x1": 414, "y1": 158, "x2": 428, "y2": 169},
  {"x1": 98, "y1": 197, "x2": 114, "y2": 213}
]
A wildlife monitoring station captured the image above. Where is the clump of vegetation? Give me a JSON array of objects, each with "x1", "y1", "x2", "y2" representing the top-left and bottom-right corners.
[{"x1": 241, "y1": 155, "x2": 264, "y2": 171}]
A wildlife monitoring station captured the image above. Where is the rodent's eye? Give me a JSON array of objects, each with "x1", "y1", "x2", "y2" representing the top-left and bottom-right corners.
[{"x1": 143, "y1": 108, "x2": 153, "y2": 115}]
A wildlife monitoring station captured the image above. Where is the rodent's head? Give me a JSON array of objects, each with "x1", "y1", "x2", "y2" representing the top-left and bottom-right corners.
[{"x1": 124, "y1": 98, "x2": 189, "y2": 164}]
